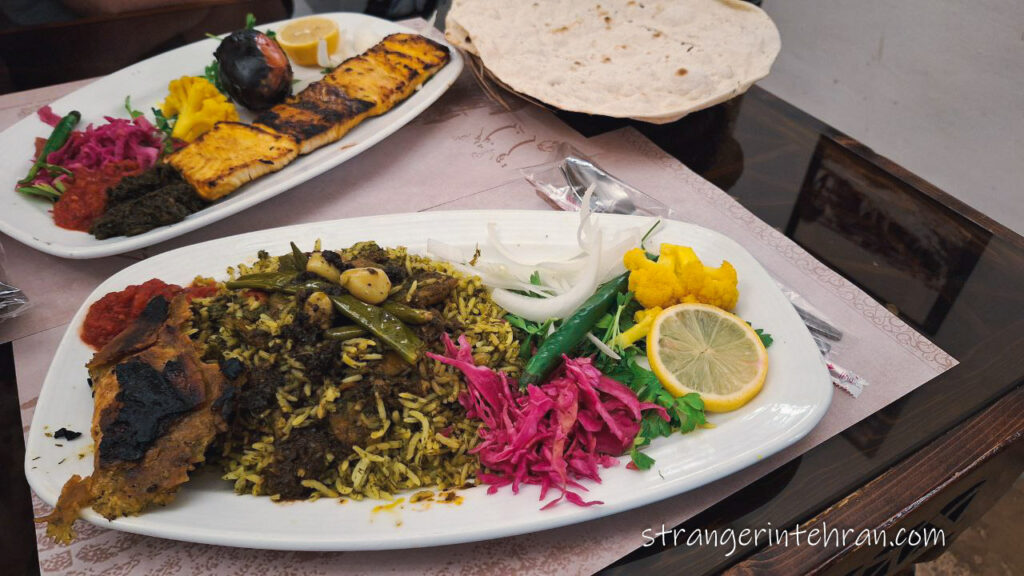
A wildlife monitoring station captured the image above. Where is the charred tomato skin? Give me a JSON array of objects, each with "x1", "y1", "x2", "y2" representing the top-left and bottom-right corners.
[{"x1": 214, "y1": 29, "x2": 293, "y2": 111}]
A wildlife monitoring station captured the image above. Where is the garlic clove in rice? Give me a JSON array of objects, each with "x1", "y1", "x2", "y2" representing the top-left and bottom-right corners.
[{"x1": 340, "y1": 267, "x2": 391, "y2": 304}]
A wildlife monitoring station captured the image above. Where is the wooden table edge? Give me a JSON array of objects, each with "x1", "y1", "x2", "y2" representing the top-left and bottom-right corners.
[{"x1": 725, "y1": 385, "x2": 1024, "y2": 575}]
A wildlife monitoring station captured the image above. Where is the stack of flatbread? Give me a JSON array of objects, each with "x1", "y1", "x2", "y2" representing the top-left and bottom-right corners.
[{"x1": 445, "y1": 0, "x2": 781, "y2": 124}]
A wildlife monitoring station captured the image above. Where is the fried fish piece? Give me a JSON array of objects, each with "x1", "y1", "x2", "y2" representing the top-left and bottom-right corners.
[
  {"x1": 40, "y1": 295, "x2": 240, "y2": 543},
  {"x1": 255, "y1": 83, "x2": 374, "y2": 155},
  {"x1": 165, "y1": 121, "x2": 298, "y2": 201}
]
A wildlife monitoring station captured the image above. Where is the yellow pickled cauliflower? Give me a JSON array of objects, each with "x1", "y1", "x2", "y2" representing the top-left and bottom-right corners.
[
  {"x1": 160, "y1": 77, "x2": 239, "y2": 142},
  {"x1": 623, "y1": 244, "x2": 739, "y2": 311},
  {"x1": 615, "y1": 306, "x2": 662, "y2": 349},
  {"x1": 624, "y1": 248, "x2": 677, "y2": 309}
]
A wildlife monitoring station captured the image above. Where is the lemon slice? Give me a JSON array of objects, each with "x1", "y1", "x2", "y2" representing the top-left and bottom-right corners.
[
  {"x1": 276, "y1": 16, "x2": 340, "y2": 67},
  {"x1": 647, "y1": 303, "x2": 768, "y2": 412}
]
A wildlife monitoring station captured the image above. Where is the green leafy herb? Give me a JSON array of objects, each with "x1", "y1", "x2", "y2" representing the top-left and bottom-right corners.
[
  {"x1": 204, "y1": 60, "x2": 226, "y2": 95},
  {"x1": 508, "y1": 271, "x2": 551, "y2": 299},
  {"x1": 506, "y1": 314, "x2": 556, "y2": 361},
  {"x1": 151, "y1": 108, "x2": 177, "y2": 154},
  {"x1": 504, "y1": 314, "x2": 530, "y2": 332},
  {"x1": 321, "y1": 66, "x2": 336, "y2": 75},
  {"x1": 745, "y1": 322, "x2": 774, "y2": 348},
  {"x1": 603, "y1": 350, "x2": 708, "y2": 468},
  {"x1": 123, "y1": 96, "x2": 144, "y2": 119},
  {"x1": 242, "y1": 12, "x2": 275, "y2": 37},
  {"x1": 205, "y1": 32, "x2": 222, "y2": 41},
  {"x1": 629, "y1": 446, "x2": 655, "y2": 470},
  {"x1": 640, "y1": 219, "x2": 661, "y2": 252},
  {"x1": 589, "y1": 290, "x2": 640, "y2": 358}
]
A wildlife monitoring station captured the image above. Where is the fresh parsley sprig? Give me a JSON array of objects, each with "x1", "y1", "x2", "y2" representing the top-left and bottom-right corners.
[
  {"x1": 204, "y1": 61, "x2": 227, "y2": 96},
  {"x1": 605, "y1": 351, "x2": 707, "y2": 469},
  {"x1": 506, "y1": 314, "x2": 556, "y2": 362},
  {"x1": 151, "y1": 108, "x2": 177, "y2": 154},
  {"x1": 123, "y1": 96, "x2": 144, "y2": 118},
  {"x1": 593, "y1": 291, "x2": 641, "y2": 355}
]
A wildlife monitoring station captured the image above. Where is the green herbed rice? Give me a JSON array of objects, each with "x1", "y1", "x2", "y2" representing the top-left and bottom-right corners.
[{"x1": 186, "y1": 244, "x2": 521, "y2": 502}]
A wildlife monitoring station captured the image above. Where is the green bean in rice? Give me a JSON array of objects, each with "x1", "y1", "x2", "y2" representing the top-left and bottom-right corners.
[{"x1": 187, "y1": 242, "x2": 520, "y2": 502}]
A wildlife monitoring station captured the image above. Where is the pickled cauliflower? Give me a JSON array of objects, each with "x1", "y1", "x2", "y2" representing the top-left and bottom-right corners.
[
  {"x1": 160, "y1": 76, "x2": 239, "y2": 142},
  {"x1": 615, "y1": 306, "x2": 662, "y2": 349},
  {"x1": 623, "y1": 244, "x2": 739, "y2": 311}
]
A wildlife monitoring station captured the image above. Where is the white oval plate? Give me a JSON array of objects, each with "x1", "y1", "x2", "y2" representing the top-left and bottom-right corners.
[
  {"x1": 25, "y1": 210, "x2": 831, "y2": 550},
  {"x1": 0, "y1": 13, "x2": 462, "y2": 259}
]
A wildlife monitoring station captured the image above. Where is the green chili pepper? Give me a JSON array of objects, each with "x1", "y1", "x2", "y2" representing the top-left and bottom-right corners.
[
  {"x1": 225, "y1": 272, "x2": 298, "y2": 292},
  {"x1": 40, "y1": 163, "x2": 72, "y2": 176},
  {"x1": 18, "y1": 111, "x2": 80, "y2": 188},
  {"x1": 381, "y1": 301, "x2": 435, "y2": 325},
  {"x1": 519, "y1": 272, "x2": 629, "y2": 387},
  {"x1": 226, "y1": 271, "x2": 424, "y2": 363},
  {"x1": 16, "y1": 184, "x2": 62, "y2": 201},
  {"x1": 324, "y1": 325, "x2": 369, "y2": 341},
  {"x1": 328, "y1": 293, "x2": 424, "y2": 364}
]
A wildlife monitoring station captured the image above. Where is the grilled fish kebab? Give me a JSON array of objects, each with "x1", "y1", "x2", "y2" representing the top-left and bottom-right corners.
[{"x1": 168, "y1": 33, "x2": 450, "y2": 200}]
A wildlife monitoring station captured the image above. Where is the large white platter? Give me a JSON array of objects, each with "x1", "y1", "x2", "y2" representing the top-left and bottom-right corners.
[
  {"x1": 0, "y1": 13, "x2": 462, "y2": 259},
  {"x1": 25, "y1": 211, "x2": 832, "y2": 550}
]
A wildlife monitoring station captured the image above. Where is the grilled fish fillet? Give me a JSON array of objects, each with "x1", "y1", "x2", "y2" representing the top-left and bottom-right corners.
[
  {"x1": 375, "y1": 33, "x2": 451, "y2": 69},
  {"x1": 166, "y1": 122, "x2": 298, "y2": 201},
  {"x1": 324, "y1": 33, "x2": 450, "y2": 117},
  {"x1": 258, "y1": 33, "x2": 450, "y2": 152},
  {"x1": 40, "y1": 295, "x2": 241, "y2": 543},
  {"x1": 171, "y1": 33, "x2": 449, "y2": 200},
  {"x1": 255, "y1": 83, "x2": 374, "y2": 155}
]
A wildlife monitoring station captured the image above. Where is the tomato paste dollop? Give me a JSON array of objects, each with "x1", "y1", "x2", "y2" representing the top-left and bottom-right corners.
[
  {"x1": 81, "y1": 279, "x2": 183, "y2": 349},
  {"x1": 53, "y1": 160, "x2": 142, "y2": 232}
]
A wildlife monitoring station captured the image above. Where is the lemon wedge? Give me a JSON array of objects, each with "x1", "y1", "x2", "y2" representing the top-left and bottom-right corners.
[
  {"x1": 276, "y1": 16, "x2": 340, "y2": 67},
  {"x1": 647, "y1": 303, "x2": 768, "y2": 412}
]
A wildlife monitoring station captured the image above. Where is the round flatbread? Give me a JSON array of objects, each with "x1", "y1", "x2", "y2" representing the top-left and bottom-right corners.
[{"x1": 445, "y1": 0, "x2": 780, "y2": 123}]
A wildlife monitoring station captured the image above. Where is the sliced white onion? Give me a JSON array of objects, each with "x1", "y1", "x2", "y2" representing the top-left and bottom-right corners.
[
  {"x1": 485, "y1": 222, "x2": 587, "y2": 275},
  {"x1": 491, "y1": 229, "x2": 603, "y2": 322},
  {"x1": 427, "y1": 201, "x2": 657, "y2": 323},
  {"x1": 586, "y1": 331, "x2": 621, "y2": 360},
  {"x1": 426, "y1": 238, "x2": 472, "y2": 263}
]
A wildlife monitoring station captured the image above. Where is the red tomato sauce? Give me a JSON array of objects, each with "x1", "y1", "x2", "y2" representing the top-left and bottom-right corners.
[
  {"x1": 81, "y1": 279, "x2": 183, "y2": 349},
  {"x1": 80, "y1": 278, "x2": 220, "y2": 350},
  {"x1": 53, "y1": 160, "x2": 142, "y2": 232},
  {"x1": 183, "y1": 283, "x2": 219, "y2": 300}
]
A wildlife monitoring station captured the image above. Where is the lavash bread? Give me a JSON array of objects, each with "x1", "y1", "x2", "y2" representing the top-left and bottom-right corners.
[{"x1": 446, "y1": 0, "x2": 781, "y2": 124}]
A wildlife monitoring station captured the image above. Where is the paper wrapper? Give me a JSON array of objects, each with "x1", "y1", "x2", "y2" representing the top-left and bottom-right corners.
[{"x1": 1, "y1": 20, "x2": 954, "y2": 576}]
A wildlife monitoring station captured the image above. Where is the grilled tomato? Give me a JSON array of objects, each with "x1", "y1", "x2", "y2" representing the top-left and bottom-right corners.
[{"x1": 214, "y1": 29, "x2": 293, "y2": 111}]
